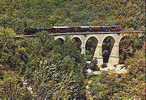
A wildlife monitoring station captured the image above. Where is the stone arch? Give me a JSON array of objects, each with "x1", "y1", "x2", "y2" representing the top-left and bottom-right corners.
[
  {"x1": 54, "y1": 36, "x2": 65, "y2": 41},
  {"x1": 85, "y1": 35, "x2": 99, "y2": 43},
  {"x1": 85, "y1": 36, "x2": 98, "y2": 60},
  {"x1": 102, "y1": 34, "x2": 117, "y2": 43},
  {"x1": 119, "y1": 36, "x2": 134, "y2": 64},
  {"x1": 102, "y1": 36, "x2": 115, "y2": 64},
  {"x1": 71, "y1": 35, "x2": 83, "y2": 40},
  {"x1": 72, "y1": 37, "x2": 82, "y2": 52},
  {"x1": 54, "y1": 36, "x2": 65, "y2": 44}
]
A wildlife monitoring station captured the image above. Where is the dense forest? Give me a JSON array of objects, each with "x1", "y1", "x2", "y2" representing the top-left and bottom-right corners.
[
  {"x1": 0, "y1": 31, "x2": 144, "y2": 99},
  {"x1": 0, "y1": 0, "x2": 145, "y2": 32},
  {"x1": 0, "y1": 0, "x2": 145, "y2": 99}
]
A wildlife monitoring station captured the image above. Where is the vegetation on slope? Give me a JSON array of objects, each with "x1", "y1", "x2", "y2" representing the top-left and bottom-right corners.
[
  {"x1": 0, "y1": 29, "x2": 145, "y2": 99},
  {"x1": 0, "y1": 0, "x2": 145, "y2": 99},
  {"x1": 0, "y1": 0, "x2": 145, "y2": 32},
  {"x1": 0, "y1": 31, "x2": 87, "y2": 99},
  {"x1": 86, "y1": 50, "x2": 145, "y2": 99}
]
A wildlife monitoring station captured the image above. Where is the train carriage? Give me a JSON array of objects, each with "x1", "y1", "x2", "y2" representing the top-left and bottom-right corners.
[{"x1": 23, "y1": 25, "x2": 122, "y2": 35}]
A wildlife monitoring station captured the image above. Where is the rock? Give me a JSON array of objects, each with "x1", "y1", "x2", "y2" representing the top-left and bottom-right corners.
[
  {"x1": 27, "y1": 86, "x2": 33, "y2": 94},
  {"x1": 86, "y1": 69, "x2": 93, "y2": 76},
  {"x1": 93, "y1": 71, "x2": 101, "y2": 75},
  {"x1": 86, "y1": 69, "x2": 92, "y2": 73},
  {"x1": 88, "y1": 80, "x2": 92, "y2": 84},
  {"x1": 86, "y1": 61, "x2": 91, "y2": 64},
  {"x1": 114, "y1": 64, "x2": 128, "y2": 74}
]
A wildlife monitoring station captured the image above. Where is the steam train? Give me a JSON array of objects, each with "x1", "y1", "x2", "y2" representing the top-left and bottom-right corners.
[{"x1": 24, "y1": 25, "x2": 122, "y2": 35}]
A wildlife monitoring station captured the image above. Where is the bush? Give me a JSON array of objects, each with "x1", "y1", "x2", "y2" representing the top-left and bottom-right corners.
[
  {"x1": 0, "y1": 31, "x2": 86, "y2": 99},
  {"x1": 0, "y1": 35, "x2": 19, "y2": 68},
  {"x1": 0, "y1": 27, "x2": 16, "y2": 36}
]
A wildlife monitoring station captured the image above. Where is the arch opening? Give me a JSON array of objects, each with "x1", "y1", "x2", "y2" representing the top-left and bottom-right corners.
[
  {"x1": 85, "y1": 37, "x2": 98, "y2": 61},
  {"x1": 72, "y1": 37, "x2": 82, "y2": 52},
  {"x1": 55, "y1": 38, "x2": 64, "y2": 45},
  {"x1": 102, "y1": 36, "x2": 115, "y2": 64}
]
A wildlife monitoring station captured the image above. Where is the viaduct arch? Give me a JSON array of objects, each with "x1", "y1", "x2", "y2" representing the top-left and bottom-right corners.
[
  {"x1": 20, "y1": 26, "x2": 144, "y2": 67},
  {"x1": 53, "y1": 33, "x2": 143, "y2": 67}
]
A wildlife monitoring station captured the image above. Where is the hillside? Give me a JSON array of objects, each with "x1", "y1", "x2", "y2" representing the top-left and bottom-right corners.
[
  {"x1": 0, "y1": 0, "x2": 145, "y2": 99},
  {"x1": 0, "y1": 0, "x2": 145, "y2": 32}
]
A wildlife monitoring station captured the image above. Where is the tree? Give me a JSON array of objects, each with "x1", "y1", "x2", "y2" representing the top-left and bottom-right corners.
[
  {"x1": 0, "y1": 0, "x2": 144, "y2": 31},
  {"x1": 0, "y1": 31, "x2": 85, "y2": 99}
]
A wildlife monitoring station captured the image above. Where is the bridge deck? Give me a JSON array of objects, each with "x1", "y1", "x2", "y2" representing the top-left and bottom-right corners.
[{"x1": 16, "y1": 30, "x2": 144, "y2": 38}]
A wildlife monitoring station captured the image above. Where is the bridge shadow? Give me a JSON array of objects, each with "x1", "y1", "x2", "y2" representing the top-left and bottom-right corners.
[
  {"x1": 102, "y1": 36, "x2": 115, "y2": 65},
  {"x1": 72, "y1": 37, "x2": 82, "y2": 52},
  {"x1": 85, "y1": 37, "x2": 98, "y2": 61}
]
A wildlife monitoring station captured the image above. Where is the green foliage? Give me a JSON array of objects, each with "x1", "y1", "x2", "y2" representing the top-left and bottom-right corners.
[
  {"x1": 0, "y1": 79, "x2": 32, "y2": 99},
  {"x1": 126, "y1": 50, "x2": 145, "y2": 80},
  {"x1": 0, "y1": 67, "x2": 32, "y2": 99},
  {"x1": 0, "y1": 27, "x2": 16, "y2": 36},
  {"x1": 23, "y1": 32, "x2": 85, "y2": 99},
  {"x1": 0, "y1": 0, "x2": 145, "y2": 98},
  {"x1": 0, "y1": 0, "x2": 144, "y2": 32},
  {"x1": 86, "y1": 50, "x2": 145, "y2": 100},
  {"x1": 86, "y1": 74, "x2": 109, "y2": 99},
  {"x1": 119, "y1": 35, "x2": 144, "y2": 64},
  {"x1": 0, "y1": 28, "x2": 16, "y2": 68},
  {"x1": 0, "y1": 31, "x2": 86, "y2": 99},
  {"x1": 0, "y1": 35, "x2": 19, "y2": 68}
]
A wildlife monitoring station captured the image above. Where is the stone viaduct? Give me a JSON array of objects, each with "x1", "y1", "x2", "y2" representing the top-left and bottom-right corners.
[
  {"x1": 19, "y1": 26, "x2": 144, "y2": 67},
  {"x1": 54, "y1": 31, "x2": 143, "y2": 66}
]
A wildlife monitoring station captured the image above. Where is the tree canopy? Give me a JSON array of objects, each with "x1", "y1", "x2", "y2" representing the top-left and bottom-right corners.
[{"x1": 0, "y1": 0, "x2": 144, "y2": 32}]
